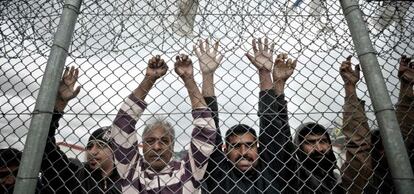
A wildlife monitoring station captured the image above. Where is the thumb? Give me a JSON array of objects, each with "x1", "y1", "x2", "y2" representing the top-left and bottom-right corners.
[
  {"x1": 355, "y1": 64, "x2": 361, "y2": 79},
  {"x1": 245, "y1": 53, "x2": 255, "y2": 64},
  {"x1": 73, "y1": 86, "x2": 81, "y2": 98},
  {"x1": 217, "y1": 53, "x2": 224, "y2": 64}
]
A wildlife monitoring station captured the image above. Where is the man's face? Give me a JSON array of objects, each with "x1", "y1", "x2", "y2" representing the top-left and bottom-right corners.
[
  {"x1": 143, "y1": 127, "x2": 173, "y2": 172},
  {"x1": 0, "y1": 165, "x2": 18, "y2": 190},
  {"x1": 226, "y1": 132, "x2": 259, "y2": 172},
  {"x1": 301, "y1": 133, "x2": 331, "y2": 161},
  {"x1": 86, "y1": 141, "x2": 113, "y2": 171}
]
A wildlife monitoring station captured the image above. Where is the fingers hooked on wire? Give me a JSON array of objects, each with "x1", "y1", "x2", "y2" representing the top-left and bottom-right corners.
[
  {"x1": 282, "y1": 53, "x2": 288, "y2": 60},
  {"x1": 74, "y1": 67, "x2": 79, "y2": 80},
  {"x1": 214, "y1": 40, "x2": 220, "y2": 54},
  {"x1": 287, "y1": 58, "x2": 293, "y2": 68},
  {"x1": 193, "y1": 44, "x2": 201, "y2": 58},
  {"x1": 181, "y1": 54, "x2": 188, "y2": 61},
  {"x1": 292, "y1": 59, "x2": 297, "y2": 70},
  {"x1": 275, "y1": 54, "x2": 283, "y2": 64},
  {"x1": 355, "y1": 64, "x2": 361, "y2": 78},
  {"x1": 68, "y1": 66, "x2": 75, "y2": 78},
  {"x1": 270, "y1": 42, "x2": 275, "y2": 55},
  {"x1": 217, "y1": 53, "x2": 224, "y2": 64},
  {"x1": 346, "y1": 55, "x2": 352, "y2": 62},
  {"x1": 175, "y1": 55, "x2": 181, "y2": 63}
]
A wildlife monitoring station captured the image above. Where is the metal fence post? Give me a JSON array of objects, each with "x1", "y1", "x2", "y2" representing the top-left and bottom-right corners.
[
  {"x1": 13, "y1": 0, "x2": 83, "y2": 193},
  {"x1": 340, "y1": 0, "x2": 414, "y2": 193}
]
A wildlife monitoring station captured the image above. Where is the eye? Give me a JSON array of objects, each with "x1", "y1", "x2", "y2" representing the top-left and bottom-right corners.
[
  {"x1": 145, "y1": 138, "x2": 155, "y2": 145},
  {"x1": 86, "y1": 143, "x2": 94, "y2": 150},
  {"x1": 161, "y1": 137, "x2": 170, "y2": 145},
  {"x1": 233, "y1": 143, "x2": 241, "y2": 149},
  {"x1": 246, "y1": 141, "x2": 256, "y2": 147},
  {"x1": 320, "y1": 139, "x2": 329, "y2": 144}
]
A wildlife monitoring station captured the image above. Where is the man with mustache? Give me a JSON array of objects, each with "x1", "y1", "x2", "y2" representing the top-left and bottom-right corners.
[
  {"x1": 110, "y1": 54, "x2": 217, "y2": 193},
  {"x1": 341, "y1": 55, "x2": 414, "y2": 193},
  {"x1": 294, "y1": 122, "x2": 343, "y2": 193},
  {"x1": 198, "y1": 38, "x2": 297, "y2": 193}
]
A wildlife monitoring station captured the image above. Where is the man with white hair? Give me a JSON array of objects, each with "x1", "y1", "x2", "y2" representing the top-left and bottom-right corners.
[{"x1": 110, "y1": 54, "x2": 217, "y2": 193}]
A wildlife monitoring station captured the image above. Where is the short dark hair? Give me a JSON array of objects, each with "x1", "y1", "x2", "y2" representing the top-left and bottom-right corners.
[
  {"x1": 297, "y1": 122, "x2": 331, "y2": 146},
  {"x1": 0, "y1": 148, "x2": 22, "y2": 168},
  {"x1": 225, "y1": 124, "x2": 257, "y2": 144}
]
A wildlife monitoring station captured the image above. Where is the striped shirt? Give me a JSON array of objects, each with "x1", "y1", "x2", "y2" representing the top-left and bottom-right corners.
[{"x1": 110, "y1": 94, "x2": 216, "y2": 194}]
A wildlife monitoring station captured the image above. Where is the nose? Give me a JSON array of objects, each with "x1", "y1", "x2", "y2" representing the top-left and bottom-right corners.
[
  {"x1": 152, "y1": 140, "x2": 163, "y2": 151},
  {"x1": 315, "y1": 142, "x2": 325, "y2": 153},
  {"x1": 239, "y1": 145, "x2": 249, "y2": 154},
  {"x1": 89, "y1": 144, "x2": 98, "y2": 155}
]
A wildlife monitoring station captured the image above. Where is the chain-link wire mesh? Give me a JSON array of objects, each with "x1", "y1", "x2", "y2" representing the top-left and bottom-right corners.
[{"x1": 1, "y1": 0, "x2": 414, "y2": 193}]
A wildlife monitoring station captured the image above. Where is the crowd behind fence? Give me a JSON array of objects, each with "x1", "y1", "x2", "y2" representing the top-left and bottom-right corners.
[{"x1": 1, "y1": 0, "x2": 414, "y2": 193}]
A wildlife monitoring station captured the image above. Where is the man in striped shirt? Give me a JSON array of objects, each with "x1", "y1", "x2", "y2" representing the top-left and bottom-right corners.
[{"x1": 110, "y1": 54, "x2": 217, "y2": 193}]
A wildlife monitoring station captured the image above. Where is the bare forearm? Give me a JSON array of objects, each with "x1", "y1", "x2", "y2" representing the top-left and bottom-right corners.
[
  {"x1": 345, "y1": 84, "x2": 358, "y2": 101},
  {"x1": 202, "y1": 73, "x2": 215, "y2": 97},
  {"x1": 183, "y1": 78, "x2": 206, "y2": 108},
  {"x1": 259, "y1": 70, "x2": 272, "y2": 91},
  {"x1": 273, "y1": 80, "x2": 285, "y2": 96},
  {"x1": 133, "y1": 77, "x2": 156, "y2": 101},
  {"x1": 54, "y1": 99, "x2": 68, "y2": 112}
]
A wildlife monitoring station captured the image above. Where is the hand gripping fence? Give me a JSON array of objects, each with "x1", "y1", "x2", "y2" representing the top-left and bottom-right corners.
[{"x1": 0, "y1": 0, "x2": 413, "y2": 194}]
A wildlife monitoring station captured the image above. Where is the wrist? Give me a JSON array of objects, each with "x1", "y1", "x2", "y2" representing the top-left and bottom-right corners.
[
  {"x1": 258, "y1": 69, "x2": 271, "y2": 74},
  {"x1": 54, "y1": 99, "x2": 68, "y2": 112},
  {"x1": 144, "y1": 75, "x2": 158, "y2": 83},
  {"x1": 344, "y1": 83, "x2": 356, "y2": 90},
  {"x1": 181, "y1": 76, "x2": 195, "y2": 83},
  {"x1": 344, "y1": 84, "x2": 357, "y2": 96},
  {"x1": 273, "y1": 81, "x2": 285, "y2": 95},
  {"x1": 202, "y1": 73, "x2": 214, "y2": 79}
]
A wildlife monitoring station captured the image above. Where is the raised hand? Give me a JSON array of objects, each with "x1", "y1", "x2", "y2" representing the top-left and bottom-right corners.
[
  {"x1": 340, "y1": 56, "x2": 360, "y2": 86},
  {"x1": 146, "y1": 55, "x2": 168, "y2": 80},
  {"x1": 58, "y1": 66, "x2": 81, "y2": 102},
  {"x1": 194, "y1": 39, "x2": 223, "y2": 75},
  {"x1": 246, "y1": 37, "x2": 274, "y2": 72},
  {"x1": 398, "y1": 55, "x2": 414, "y2": 97},
  {"x1": 174, "y1": 54, "x2": 194, "y2": 79},
  {"x1": 273, "y1": 53, "x2": 297, "y2": 83},
  {"x1": 398, "y1": 55, "x2": 414, "y2": 84}
]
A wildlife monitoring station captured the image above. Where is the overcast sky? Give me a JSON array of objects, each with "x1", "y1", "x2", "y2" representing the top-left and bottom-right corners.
[{"x1": 1, "y1": 0, "x2": 413, "y2": 159}]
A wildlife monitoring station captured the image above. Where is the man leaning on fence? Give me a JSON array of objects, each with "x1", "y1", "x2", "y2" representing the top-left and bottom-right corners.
[
  {"x1": 41, "y1": 67, "x2": 121, "y2": 194},
  {"x1": 198, "y1": 38, "x2": 297, "y2": 193},
  {"x1": 109, "y1": 54, "x2": 217, "y2": 193},
  {"x1": 341, "y1": 55, "x2": 414, "y2": 193},
  {"x1": 292, "y1": 59, "x2": 347, "y2": 193}
]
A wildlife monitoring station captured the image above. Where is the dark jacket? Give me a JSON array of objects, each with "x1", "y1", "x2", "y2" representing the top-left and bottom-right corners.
[
  {"x1": 202, "y1": 90, "x2": 296, "y2": 194},
  {"x1": 41, "y1": 111, "x2": 121, "y2": 194},
  {"x1": 342, "y1": 91, "x2": 414, "y2": 193},
  {"x1": 341, "y1": 97, "x2": 374, "y2": 194},
  {"x1": 396, "y1": 92, "x2": 414, "y2": 171}
]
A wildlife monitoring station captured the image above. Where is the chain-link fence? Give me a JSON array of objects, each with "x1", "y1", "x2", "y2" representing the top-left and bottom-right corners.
[{"x1": 1, "y1": 0, "x2": 414, "y2": 193}]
